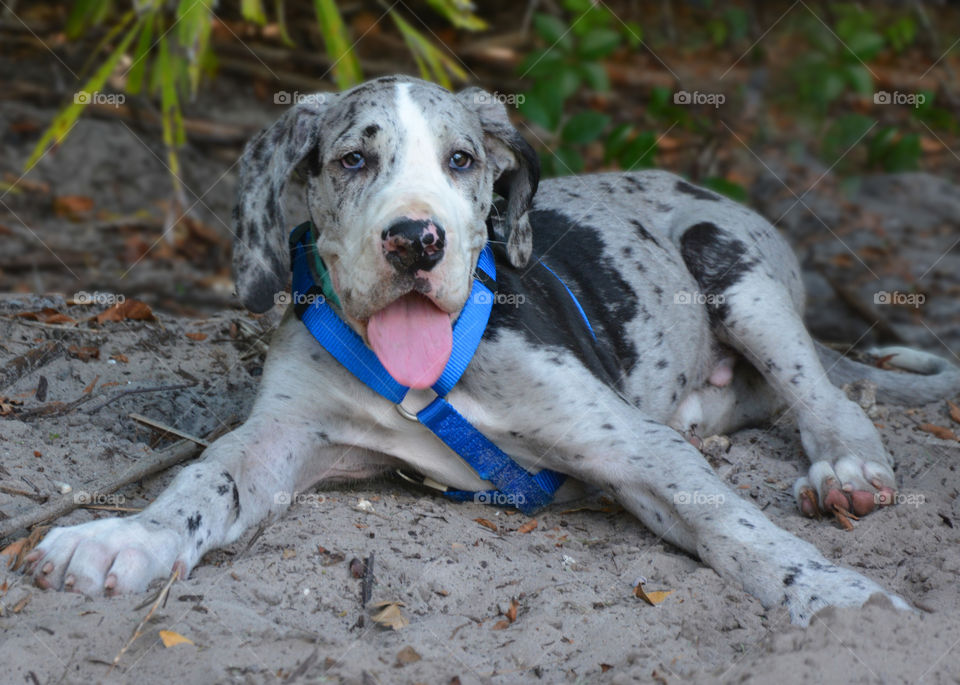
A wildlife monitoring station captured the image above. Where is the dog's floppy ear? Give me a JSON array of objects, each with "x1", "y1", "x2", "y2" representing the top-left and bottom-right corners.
[
  {"x1": 457, "y1": 87, "x2": 540, "y2": 268},
  {"x1": 232, "y1": 93, "x2": 333, "y2": 312}
]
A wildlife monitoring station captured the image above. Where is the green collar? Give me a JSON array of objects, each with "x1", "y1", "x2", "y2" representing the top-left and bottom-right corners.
[{"x1": 305, "y1": 223, "x2": 342, "y2": 309}]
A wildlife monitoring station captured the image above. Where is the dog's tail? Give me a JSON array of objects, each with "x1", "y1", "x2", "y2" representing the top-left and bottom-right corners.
[{"x1": 816, "y1": 342, "x2": 960, "y2": 405}]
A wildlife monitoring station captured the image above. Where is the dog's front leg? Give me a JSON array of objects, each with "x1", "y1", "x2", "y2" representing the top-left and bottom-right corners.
[
  {"x1": 25, "y1": 415, "x2": 314, "y2": 595},
  {"x1": 537, "y1": 398, "x2": 910, "y2": 625}
]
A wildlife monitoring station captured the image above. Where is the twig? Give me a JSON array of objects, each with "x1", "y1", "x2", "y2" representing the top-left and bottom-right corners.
[
  {"x1": 0, "y1": 422, "x2": 233, "y2": 542},
  {"x1": 0, "y1": 342, "x2": 64, "y2": 392},
  {"x1": 85, "y1": 383, "x2": 197, "y2": 414},
  {"x1": 14, "y1": 394, "x2": 94, "y2": 420},
  {"x1": 126, "y1": 413, "x2": 209, "y2": 446},
  {"x1": 0, "y1": 484, "x2": 47, "y2": 503},
  {"x1": 111, "y1": 566, "x2": 180, "y2": 671},
  {"x1": 361, "y1": 552, "x2": 375, "y2": 607},
  {"x1": 0, "y1": 316, "x2": 97, "y2": 335}
]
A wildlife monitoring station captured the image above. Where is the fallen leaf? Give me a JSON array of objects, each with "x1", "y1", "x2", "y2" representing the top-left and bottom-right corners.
[
  {"x1": 633, "y1": 582, "x2": 674, "y2": 606},
  {"x1": 158, "y1": 630, "x2": 194, "y2": 647},
  {"x1": 53, "y1": 195, "x2": 94, "y2": 218},
  {"x1": 948, "y1": 401, "x2": 960, "y2": 426},
  {"x1": 474, "y1": 518, "x2": 497, "y2": 532},
  {"x1": 370, "y1": 601, "x2": 409, "y2": 630},
  {"x1": 491, "y1": 619, "x2": 511, "y2": 630},
  {"x1": 12, "y1": 594, "x2": 31, "y2": 613},
  {"x1": 67, "y1": 345, "x2": 100, "y2": 361},
  {"x1": 83, "y1": 375, "x2": 100, "y2": 394},
  {"x1": 517, "y1": 519, "x2": 538, "y2": 534},
  {"x1": 918, "y1": 423, "x2": 958, "y2": 441},
  {"x1": 349, "y1": 557, "x2": 366, "y2": 578},
  {"x1": 505, "y1": 598, "x2": 518, "y2": 623},
  {"x1": 185, "y1": 332, "x2": 207, "y2": 341},
  {"x1": 281, "y1": 548, "x2": 296, "y2": 560},
  {"x1": 395, "y1": 645, "x2": 421, "y2": 666},
  {"x1": 0, "y1": 397, "x2": 23, "y2": 416},
  {"x1": 601, "y1": 664, "x2": 613, "y2": 673},
  {"x1": 1, "y1": 526, "x2": 48, "y2": 571},
  {"x1": 93, "y1": 299, "x2": 155, "y2": 324},
  {"x1": 110, "y1": 353, "x2": 129, "y2": 363},
  {"x1": 14, "y1": 308, "x2": 75, "y2": 325}
]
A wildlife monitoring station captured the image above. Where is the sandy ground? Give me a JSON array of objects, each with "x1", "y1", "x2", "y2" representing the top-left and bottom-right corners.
[{"x1": 0, "y1": 294, "x2": 959, "y2": 685}]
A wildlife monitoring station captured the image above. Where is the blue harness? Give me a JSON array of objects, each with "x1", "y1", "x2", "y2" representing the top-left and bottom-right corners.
[{"x1": 290, "y1": 222, "x2": 590, "y2": 515}]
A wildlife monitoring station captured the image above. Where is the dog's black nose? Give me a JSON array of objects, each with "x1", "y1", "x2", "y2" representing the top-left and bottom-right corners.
[{"x1": 381, "y1": 219, "x2": 446, "y2": 273}]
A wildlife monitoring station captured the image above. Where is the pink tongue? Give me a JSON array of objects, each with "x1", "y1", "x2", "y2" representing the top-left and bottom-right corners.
[{"x1": 368, "y1": 293, "x2": 452, "y2": 389}]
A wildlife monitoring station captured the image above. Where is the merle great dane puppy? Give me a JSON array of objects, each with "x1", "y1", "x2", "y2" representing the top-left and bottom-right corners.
[{"x1": 26, "y1": 75, "x2": 959, "y2": 625}]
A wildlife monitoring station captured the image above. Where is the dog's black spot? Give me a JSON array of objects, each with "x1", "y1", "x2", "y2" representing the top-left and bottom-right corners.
[
  {"x1": 629, "y1": 219, "x2": 656, "y2": 243},
  {"x1": 486, "y1": 208, "x2": 639, "y2": 387},
  {"x1": 274, "y1": 393, "x2": 291, "y2": 400},
  {"x1": 363, "y1": 124, "x2": 380, "y2": 138},
  {"x1": 738, "y1": 518, "x2": 755, "y2": 529},
  {"x1": 680, "y1": 222, "x2": 758, "y2": 322},
  {"x1": 602, "y1": 423, "x2": 615, "y2": 430},
  {"x1": 623, "y1": 175, "x2": 646, "y2": 192},
  {"x1": 675, "y1": 179, "x2": 720, "y2": 201},
  {"x1": 677, "y1": 373, "x2": 687, "y2": 387},
  {"x1": 187, "y1": 513, "x2": 202, "y2": 534}
]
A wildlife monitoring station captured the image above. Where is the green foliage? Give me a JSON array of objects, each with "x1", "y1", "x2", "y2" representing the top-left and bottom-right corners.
[
  {"x1": 517, "y1": 0, "x2": 648, "y2": 176},
  {"x1": 29, "y1": 0, "x2": 482, "y2": 188}
]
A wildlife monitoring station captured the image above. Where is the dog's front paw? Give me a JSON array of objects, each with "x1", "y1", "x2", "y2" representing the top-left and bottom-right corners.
[
  {"x1": 23, "y1": 517, "x2": 184, "y2": 596},
  {"x1": 793, "y1": 458, "x2": 896, "y2": 519},
  {"x1": 781, "y1": 560, "x2": 911, "y2": 626}
]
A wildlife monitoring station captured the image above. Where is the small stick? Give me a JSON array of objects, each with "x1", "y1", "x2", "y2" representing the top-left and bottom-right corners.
[
  {"x1": 0, "y1": 423, "x2": 232, "y2": 542},
  {"x1": 361, "y1": 552, "x2": 375, "y2": 607},
  {"x1": 86, "y1": 383, "x2": 197, "y2": 414},
  {"x1": 0, "y1": 342, "x2": 64, "y2": 392},
  {"x1": 126, "y1": 413, "x2": 209, "y2": 446},
  {"x1": 111, "y1": 566, "x2": 180, "y2": 671}
]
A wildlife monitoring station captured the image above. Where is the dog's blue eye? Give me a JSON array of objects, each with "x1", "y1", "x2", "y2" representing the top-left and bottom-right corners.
[
  {"x1": 449, "y1": 151, "x2": 473, "y2": 170},
  {"x1": 340, "y1": 152, "x2": 365, "y2": 169}
]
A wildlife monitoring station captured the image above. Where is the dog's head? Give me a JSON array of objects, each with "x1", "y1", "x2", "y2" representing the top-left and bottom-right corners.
[{"x1": 233, "y1": 76, "x2": 538, "y2": 387}]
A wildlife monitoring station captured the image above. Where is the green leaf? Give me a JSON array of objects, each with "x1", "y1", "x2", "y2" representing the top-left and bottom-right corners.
[
  {"x1": 125, "y1": 13, "x2": 156, "y2": 95},
  {"x1": 551, "y1": 67, "x2": 582, "y2": 100},
  {"x1": 26, "y1": 14, "x2": 142, "y2": 170},
  {"x1": 577, "y1": 28, "x2": 621, "y2": 59},
  {"x1": 533, "y1": 13, "x2": 572, "y2": 52},
  {"x1": 561, "y1": 110, "x2": 610, "y2": 144},
  {"x1": 426, "y1": 0, "x2": 487, "y2": 31},
  {"x1": 843, "y1": 30, "x2": 885, "y2": 61},
  {"x1": 702, "y1": 177, "x2": 747, "y2": 202},
  {"x1": 580, "y1": 62, "x2": 609, "y2": 91},
  {"x1": 622, "y1": 20, "x2": 643, "y2": 48},
  {"x1": 313, "y1": 0, "x2": 363, "y2": 89},
  {"x1": 618, "y1": 131, "x2": 658, "y2": 170},
  {"x1": 843, "y1": 64, "x2": 873, "y2": 94},
  {"x1": 822, "y1": 113, "x2": 874, "y2": 162},
  {"x1": 552, "y1": 145, "x2": 584, "y2": 175},
  {"x1": 883, "y1": 133, "x2": 921, "y2": 171},
  {"x1": 604, "y1": 123, "x2": 633, "y2": 163},
  {"x1": 241, "y1": 0, "x2": 267, "y2": 24}
]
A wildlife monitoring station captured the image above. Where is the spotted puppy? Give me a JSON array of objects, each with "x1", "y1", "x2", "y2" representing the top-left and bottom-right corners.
[{"x1": 26, "y1": 75, "x2": 960, "y2": 625}]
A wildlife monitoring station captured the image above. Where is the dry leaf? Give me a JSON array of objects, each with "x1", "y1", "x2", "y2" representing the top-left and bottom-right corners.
[
  {"x1": 948, "y1": 401, "x2": 960, "y2": 426},
  {"x1": 53, "y1": 195, "x2": 94, "y2": 217},
  {"x1": 516, "y1": 519, "x2": 538, "y2": 534},
  {"x1": 601, "y1": 664, "x2": 613, "y2": 673},
  {"x1": 83, "y1": 375, "x2": 100, "y2": 394},
  {"x1": 633, "y1": 583, "x2": 674, "y2": 606},
  {"x1": 1, "y1": 526, "x2": 48, "y2": 571},
  {"x1": 474, "y1": 518, "x2": 497, "y2": 532},
  {"x1": 12, "y1": 594, "x2": 31, "y2": 613},
  {"x1": 67, "y1": 345, "x2": 100, "y2": 361},
  {"x1": 0, "y1": 397, "x2": 23, "y2": 416},
  {"x1": 281, "y1": 548, "x2": 296, "y2": 560},
  {"x1": 918, "y1": 423, "x2": 958, "y2": 441},
  {"x1": 158, "y1": 630, "x2": 194, "y2": 647},
  {"x1": 491, "y1": 619, "x2": 511, "y2": 630},
  {"x1": 94, "y1": 299, "x2": 155, "y2": 324},
  {"x1": 185, "y1": 332, "x2": 207, "y2": 341},
  {"x1": 505, "y1": 598, "x2": 518, "y2": 623},
  {"x1": 15, "y1": 308, "x2": 75, "y2": 325},
  {"x1": 110, "y1": 353, "x2": 129, "y2": 363},
  {"x1": 395, "y1": 645, "x2": 421, "y2": 666},
  {"x1": 370, "y1": 601, "x2": 409, "y2": 630}
]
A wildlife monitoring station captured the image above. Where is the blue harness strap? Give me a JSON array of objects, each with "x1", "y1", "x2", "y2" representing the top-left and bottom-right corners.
[{"x1": 289, "y1": 222, "x2": 575, "y2": 515}]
